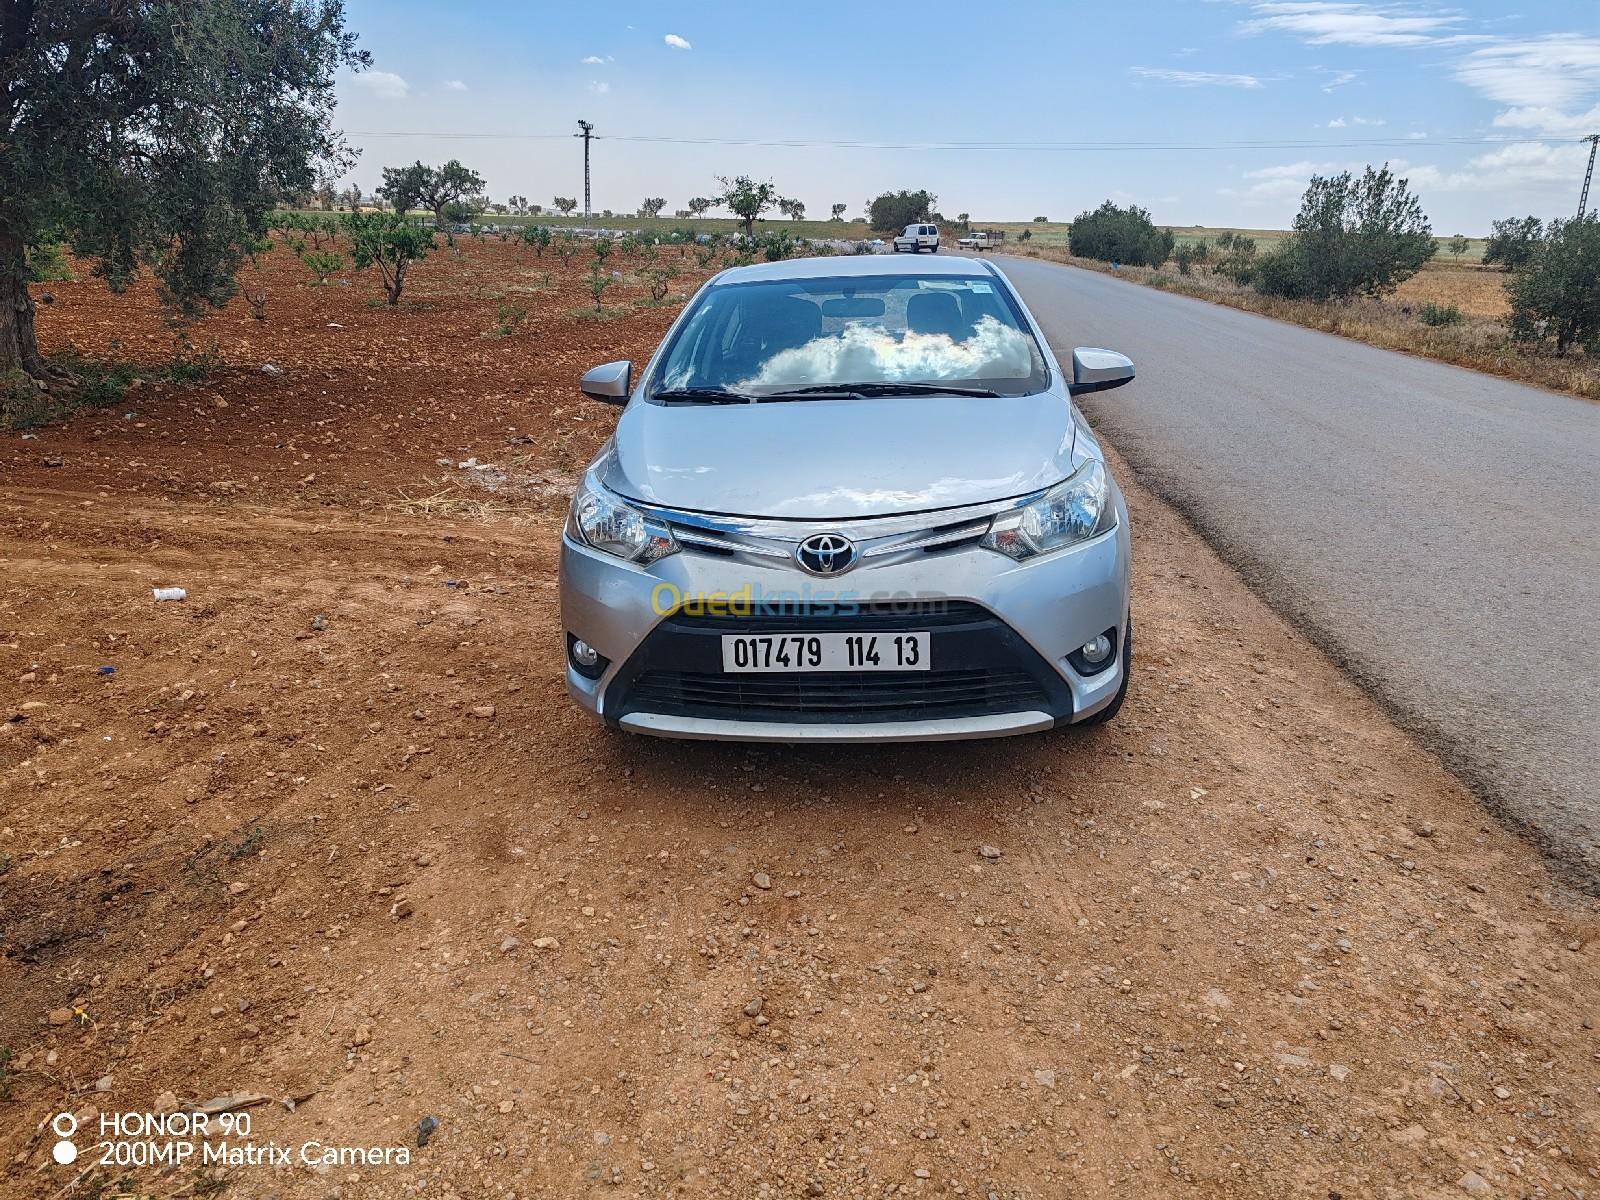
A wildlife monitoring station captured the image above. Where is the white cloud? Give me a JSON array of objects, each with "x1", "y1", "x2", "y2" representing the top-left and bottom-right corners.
[
  {"x1": 1328, "y1": 116, "x2": 1348, "y2": 127},
  {"x1": 1492, "y1": 104, "x2": 1600, "y2": 137},
  {"x1": 581, "y1": 55, "x2": 614, "y2": 65},
  {"x1": 1130, "y1": 67, "x2": 1263, "y2": 88},
  {"x1": 353, "y1": 70, "x2": 409, "y2": 100},
  {"x1": 1240, "y1": 2, "x2": 1470, "y2": 47},
  {"x1": 1452, "y1": 35, "x2": 1600, "y2": 132},
  {"x1": 1221, "y1": 160, "x2": 1344, "y2": 202},
  {"x1": 586, "y1": 80, "x2": 610, "y2": 94},
  {"x1": 664, "y1": 33, "x2": 691, "y2": 50},
  {"x1": 443, "y1": 79, "x2": 467, "y2": 91},
  {"x1": 1225, "y1": 142, "x2": 1588, "y2": 207},
  {"x1": 1320, "y1": 69, "x2": 1359, "y2": 92}
]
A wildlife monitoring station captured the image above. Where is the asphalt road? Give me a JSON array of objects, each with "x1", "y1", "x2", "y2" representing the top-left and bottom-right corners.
[{"x1": 998, "y1": 255, "x2": 1600, "y2": 884}]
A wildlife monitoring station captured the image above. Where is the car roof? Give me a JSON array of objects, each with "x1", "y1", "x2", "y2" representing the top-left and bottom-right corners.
[{"x1": 713, "y1": 253, "x2": 995, "y2": 285}]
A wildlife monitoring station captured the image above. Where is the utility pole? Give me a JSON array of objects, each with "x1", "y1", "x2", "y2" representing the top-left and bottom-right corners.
[
  {"x1": 579, "y1": 119, "x2": 598, "y2": 220},
  {"x1": 1580, "y1": 134, "x2": 1599, "y2": 220}
]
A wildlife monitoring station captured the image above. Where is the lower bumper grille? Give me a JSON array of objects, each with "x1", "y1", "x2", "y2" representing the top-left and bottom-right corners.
[
  {"x1": 605, "y1": 601, "x2": 1072, "y2": 726},
  {"x1": 629, "y1": 668, "x2": 1047, "y2": 718}
]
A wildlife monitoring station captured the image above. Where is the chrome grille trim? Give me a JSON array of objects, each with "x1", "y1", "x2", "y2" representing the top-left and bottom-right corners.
[{"x1": 642, "y1": 489, "x2": 1048, "y2": 569}]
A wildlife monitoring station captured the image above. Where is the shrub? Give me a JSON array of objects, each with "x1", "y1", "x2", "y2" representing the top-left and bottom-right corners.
[
  {"x1": 586, "y1": 262, "x2": 614, "y2": 312},
  {"x1": 520, "y1": 225, "x2": 551, "y2": 257},
  {"x1": 1067, "y1": 201, "x2": 1174, "y2": 267},
  {"x1": 1254, "y1": 165, "x2": 1435, "y2": 301},
  {"x1": 26, "y1": 240, "x2": 73, "y2": 282},
  {"x1": 1484, "y1": 216, "x2": 1542, "y2": 271},
  {"x1": 642, "y1": 264, "x2": 680, "y2": 302},
  {"x1": 867, "y1": 189, "x2": 937, "y2": 234},
  {"x1": 488, "y1": 301, "x2": 527, "y2": 337},
  {"x1": 346, "y1": 212, "x2": 435, "y2": 306},
  {"x1": 759, "y1": 229, "x2": 797, "y2": 262},
  {"x1": 1173, "y1": 241, "x2": 1209, "y2": 276},
  {"x1": 301, "y1": 250, "x2": 343, "y2": 284},
  {"x1": 1508, "y1": 215, "x2": 1600, "y2": 356},
  {"x1": 1418, "y1": 302, "x2": 1463, "y2": 326},
  {"x1": 1212, "y1": 232, "x2": 1257, "y2": 284}
]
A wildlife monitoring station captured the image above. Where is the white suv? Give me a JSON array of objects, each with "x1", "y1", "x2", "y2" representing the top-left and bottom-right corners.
[{"x1": 893, "y1": 223, "x2": 940, "y2": 254}]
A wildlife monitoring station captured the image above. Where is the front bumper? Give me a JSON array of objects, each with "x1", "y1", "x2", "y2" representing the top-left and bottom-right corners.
[{"x1": 559, "y1": 502, "x2": 1130, "y2": 743}]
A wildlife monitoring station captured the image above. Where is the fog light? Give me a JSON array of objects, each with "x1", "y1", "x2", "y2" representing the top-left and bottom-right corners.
[
  {"x1": 1079, "y1": 634, "x2": 1113, "y2": 665},
  {"x1": 1066, "y1": 628, "x2": 1118, "y2": 675},
  {"x1": 566, "y1": 633, "x2": 609, "y2": 680}
]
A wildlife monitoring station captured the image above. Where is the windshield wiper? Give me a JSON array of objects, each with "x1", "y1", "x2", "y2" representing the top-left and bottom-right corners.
[
  {"x1": 652, "y1": 386, "x2": 757, "y2": 405},
  {"x1": 767, "y1": 382, "x2": 1003, "y2": 399}
]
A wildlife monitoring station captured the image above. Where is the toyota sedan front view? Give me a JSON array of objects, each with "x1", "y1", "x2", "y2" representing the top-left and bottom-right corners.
[{"x1": 558, "y1": 253, "x2": 1136, "y2": 743}]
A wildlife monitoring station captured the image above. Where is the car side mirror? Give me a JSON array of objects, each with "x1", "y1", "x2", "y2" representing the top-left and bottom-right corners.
[
  {"x1": 580, "y1": 360, "x2": 632, "y2": 404},
  {"x1": 1067, "y1": 347, "x2": 1135, "y2": 396}
]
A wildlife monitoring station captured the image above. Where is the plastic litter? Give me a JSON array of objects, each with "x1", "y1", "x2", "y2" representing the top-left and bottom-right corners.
[
  {"x1": 152, "y1": 587, "x2": 187, "y2": 602},
  {"x1": 97, "y1": 666, "x2": 116, "y2": 676}
]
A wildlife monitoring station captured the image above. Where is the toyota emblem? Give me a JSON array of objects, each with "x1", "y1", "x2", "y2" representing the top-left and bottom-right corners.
[{"x1": 794, "y1": 533, "x2": 857, "y2": 576}]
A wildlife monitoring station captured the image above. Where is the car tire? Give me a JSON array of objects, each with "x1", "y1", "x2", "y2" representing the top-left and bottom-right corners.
[{"x1": 1078, "y1": 619, "x2": 1132, "y2": 727}]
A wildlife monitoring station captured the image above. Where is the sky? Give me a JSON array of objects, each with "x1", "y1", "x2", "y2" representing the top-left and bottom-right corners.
[{"x1": 330, "y1": 0, "x2": 1600, "y2": 234}]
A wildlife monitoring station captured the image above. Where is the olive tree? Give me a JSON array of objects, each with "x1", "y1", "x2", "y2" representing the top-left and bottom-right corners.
[
  {"x1": 1483, "y1": 216, "x2": 1543, "y2": 271},
  {"x1": 1508, "y1": 216, "x2": 1600, "y2": 356},
  {"x1": 0, "y1": 0, "x2": 366, "y2": 379},
  {"x1": 867, "y1": 190, "x2": 937, "y2": 233},
  {"x1": 346, "y1": 212, "x2": 435, "y2": 306},
  {"x1": 1067, "y1": 201, "x2": 1174, "y2": 267},
  {"x1": 1254, "y1": 165, "x2": 1435, "y2": 301},
  {"x1": 715, "y1": 176, "x2": 787, "y2": 237},
  {"x1": 378, "y1": 160, "x2": 485, "y2": 230}
]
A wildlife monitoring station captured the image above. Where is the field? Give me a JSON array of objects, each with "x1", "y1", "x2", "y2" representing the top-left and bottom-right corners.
[
  {"x1": 1393, "y1": 262, "x2": 1511, "y2": 318},
  {"x1": 3, "y1": 242, "x2": 1598, "y2": 1199}
]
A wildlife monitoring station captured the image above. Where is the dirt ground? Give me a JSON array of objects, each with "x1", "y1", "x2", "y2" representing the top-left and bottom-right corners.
[{"x1": 2, "y1": 242, "x2": 1597, "y2": 1200}]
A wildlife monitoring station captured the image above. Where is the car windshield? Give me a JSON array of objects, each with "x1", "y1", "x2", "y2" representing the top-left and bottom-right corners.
[{"x1": 651, "y1": 273, "x2": 1048, "y2": 400}]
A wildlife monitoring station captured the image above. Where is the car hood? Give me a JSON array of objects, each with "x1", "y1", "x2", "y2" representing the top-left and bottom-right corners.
[{"x1": 598, "y1": 393, "x2": 1079, "y2": 519}]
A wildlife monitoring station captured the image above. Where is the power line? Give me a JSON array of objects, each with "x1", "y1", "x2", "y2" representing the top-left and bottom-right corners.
[{"x1": 344, "y1": 129, "x2": 1580, "y2": 153}]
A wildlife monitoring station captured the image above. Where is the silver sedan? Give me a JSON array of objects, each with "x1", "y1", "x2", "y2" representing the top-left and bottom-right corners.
[{"x1": 559, "y1": 253, "x2": 1136, "y2": 743}]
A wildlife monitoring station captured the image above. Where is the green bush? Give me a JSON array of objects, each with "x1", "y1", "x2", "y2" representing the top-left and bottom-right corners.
[
  {"x1": 26, "y1": 240, "x2": 73, "y2": 282},
  {"x1": 1484, "y1": 216, "x2": 1542, "y2": 271},
  {"x1": 867, "y1": 189, "x2": 937, "y2": 234},
  {"x1": 1253, "y1": 165, "x2": 1435, "y2": 301},
  {"x1": 1067, "y1": 201, "x2": 1174, "y2": 267},
  {"x1": 1418, "y1": 302, "x2": 1463, "y2": 326},
  {"x1": 1211, "y1": 231, "x2": 1257, "y2": 284},
  {"x1": 1508, "y1": 215, "x2": 1600, "y2": 356},
  {"x1": 1173, "y1": 241, "x2": 1209, "y2": 276},
  {"x1": 300, "y1": 250, "x2": 343, "y2": 284}
]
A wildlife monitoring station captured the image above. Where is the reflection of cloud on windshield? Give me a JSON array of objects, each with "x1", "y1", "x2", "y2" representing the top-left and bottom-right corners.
[{"x1": 741, "y1": 316, "x2": 1032, "y2": 388}]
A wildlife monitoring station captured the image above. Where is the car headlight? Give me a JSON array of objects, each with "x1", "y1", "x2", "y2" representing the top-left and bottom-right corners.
[
  {"x1": 567, "y1": 474, "x2": 679, "y2": 564},
  {"x1": 981, "y1": 459, "x2": 1113, "y2": 560}
]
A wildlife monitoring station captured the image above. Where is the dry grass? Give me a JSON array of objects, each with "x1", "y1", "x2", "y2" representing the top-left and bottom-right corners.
[
  {"x1": 1009, "y1": 247, "x2": 1598, "y2": 402},
  {"x1": 1393, "y1": 263, "x2": 1510, "y2": 318}
]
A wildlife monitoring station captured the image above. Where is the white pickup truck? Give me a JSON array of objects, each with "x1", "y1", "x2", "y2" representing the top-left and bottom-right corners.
[
  {"x1": 892, "y1": 223, "x2": 940, "y2": 253},
  {"x1": 956, "y1": 229, "x2": 1006, "y2": 252}
]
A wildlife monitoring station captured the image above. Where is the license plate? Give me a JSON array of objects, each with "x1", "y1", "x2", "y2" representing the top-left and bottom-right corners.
[{"x1": 720, "y1": 632, "x2": 931, "y2": 673}]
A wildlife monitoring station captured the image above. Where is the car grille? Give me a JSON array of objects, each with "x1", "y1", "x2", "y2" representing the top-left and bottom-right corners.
[
  {"x1": 605, "y1": 600, "x2": 1072, "y2": 726},
  {"x1": 628, "y1": 667, "x2": 1047, "y2": 719}
]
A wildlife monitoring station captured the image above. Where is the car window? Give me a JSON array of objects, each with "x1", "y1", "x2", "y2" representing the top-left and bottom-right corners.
[{"x1": 653, "y1": 273, "x2": 1048, "y2": 398}]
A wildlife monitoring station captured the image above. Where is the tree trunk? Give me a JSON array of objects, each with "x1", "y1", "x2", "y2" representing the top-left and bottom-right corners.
[{"x1": 0, "y1": 228, "x2": 48, "y2": 377}]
